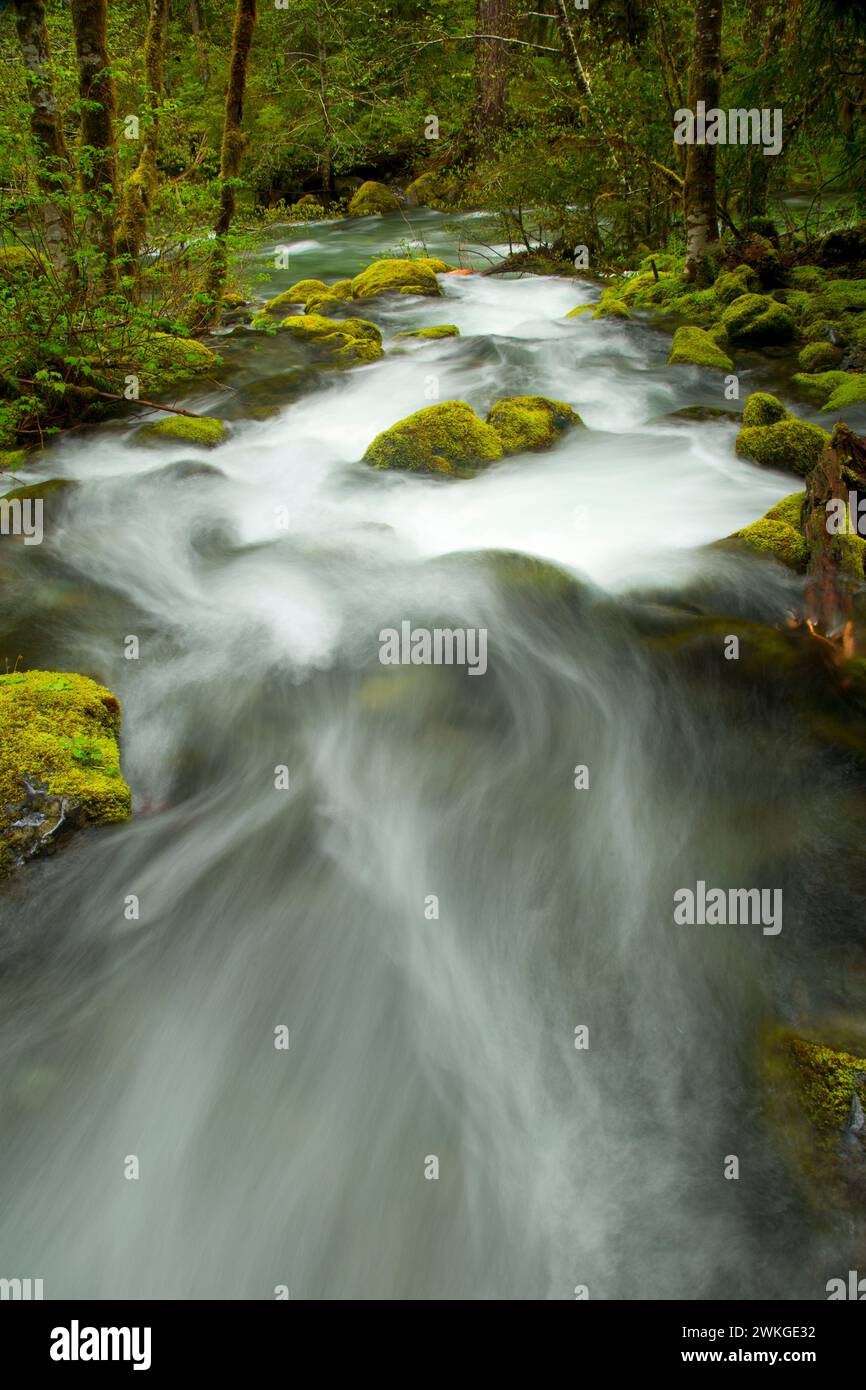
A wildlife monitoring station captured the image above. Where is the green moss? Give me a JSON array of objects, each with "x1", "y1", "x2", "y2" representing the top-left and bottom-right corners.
[
  {"x1": 0, "y1": 245, "x2": 49, "y2": 280},
  {"x1": 667, "y1": 326, "x2": 734, "y2": 371},
  {"x1": 136, "y1": 415, "x2": 226, "y2": 447},
  {"x1": 814, "y1": 278, "x2": 866, "y2": 316},
  {"x1": 486, "y1": 396, "x2": 583, "y2": 452},
  {"x1": 0, "y1": 448, "x2": 28, "y2": 471},
  {"x1": 792, "y1": 370, "x2": 866, "y2": 411},
  {"x1": 731, "y1": 517, "x2": 808, "y2": 570},
  {"x1": 741, "y1": 392, "x2": 787, "y2": 428},
  {"x1": 720, "y1": 292, "x2": 796, "y2": 345},
  {"x1": 266, "y1": 313, "x2": 383, "y2": 364},
  {"x1": 593, "y1": 298, "x2": 631, "y2": 320},
  {"x1": 639, "y1": 252, "x2": 682, "y2": 274},
  {"x1": 565, "y1": 303, "x2": 595, "y2": 318},
  {"x1": 764, "y1": 492, "x2": 805, "y2": 527},
  {"x1": 784, "y1": 1036, "x2": 866, "y2": 1145},
  {"x1": 713, "y1": 264, "x2": 760, "y2": 305},
  {"x1": 405, "y1": 172, "x2": 448, "y2": 207},
  {"x1": 361, "y1": 401, "x2": 504, "y2": 475},
  {"x1": 779, "y1": 289, "x2": 814, "y2": 324},
  {"x1": 788, "y1": 265, "x2": 827, "y2": 291},
  {"x1": 350, "y1": 257, "x2": 442, "y2": 300},
  {"x1": 263, "y1": 280, "x2": 328, "y2": 314},
  {"x1": 147, "y1": 334, "x2": 218, "y2": 389},
  {"x1": 304, "y1": 279, "x2": 354, "y2": 314},
  {"x1": 735, "y1": 418, "x2": 830, "y2": 475},
  {"x1": 797, "y1": 341, "x2": 843, "y2": 372},
  {"x1": 347, "y1": 181, "x2": 400, "y2": 216},
  {"x1": 395, "y1": 325, "x2": 460, "y2": 339},
  {"x1": 0, "y1": 670, "x2": 131, "y2": 830}
]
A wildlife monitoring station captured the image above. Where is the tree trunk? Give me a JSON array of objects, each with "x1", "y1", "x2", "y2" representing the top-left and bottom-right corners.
[
  {"x1": 316, "y1": 3, "x2": 335, "y2": 203},
  {"x1": 682, "y1": 0, "x2": 724, "y2": 284},
  {"x1": 804, "y1": 425, "x2": 866, "y2": 635},
  {"x1": 200, "y1": 0, "x2": 257, "y2": 323},
  {"x1": 70, "y1": 0, "x2": 119, "y2": 288},
  {"x1": 189, "y1": 0, "x2": 210, "y2": 85},
  {"x1": 117, "y1": 0, "x2": 169, "y2": 295},
  {"x1": 553, "y1": 0, "x2": 590, "y2": 96},
  {"x1": 13, "y1": 0, "x2": 76, "y2": 275},
  {"x1": 474, "y1": 0, "x2": 511, "y2": 155}
]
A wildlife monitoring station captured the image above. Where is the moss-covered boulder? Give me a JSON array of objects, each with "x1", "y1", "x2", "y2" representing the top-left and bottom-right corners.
[
  {"x1": 485, "y1": 396, "x2": 583, "y2": 452},
  {"x1": 404, "y1": 172, "x2": 450, "y2": 207},
  {"x1": 304, "y1": 279, "x2": 354, "y2": 315},
  {"x1": 788, "y1": 265, "x2": 827, "y2": 292},
  {"x1": 713, "y1": 264, "x2": 760, "y2": 305},
  {"x1": 0, "y1": 448, "x2": 28, "y2": 472},
  {"x1": 792, "y1": 370, "x2": 866, "y2": 412},
  {"x1": 266, "y1": 313, "x2": 383, "y2": 364},
  {"x1": 719, "y1": 292, "x2": 796, "y2": 345},
  {"x1": 735, "y1": 416, "x2": 831, "y2": 475},
  {"x1": 797, "y1": 341, "x2": 844, "y2": 373},
  {"x1": 763, "y1": 1028, "x2": 866, "y2": 1198},
  {"x1": 741, "y1": 391, "x2": 788, "y2": 428},
  {"x1": 136, "y1": 415, "x2": 226, "y2": 448},
  {"x1": 395, "y1": 325, "x2": 460, "y2": 340},
  {"x1": 730, "y1": 492, "x2": 807, "y2": 570},
  {"x1": 362, "y1": 401, "x2": 504, "y2": 475},
  {"x1": 667, "y1": 326, "x2": 734, "y2": 371},
  {"x1": 0, "y1": 670, "x2": 131, "y2": 875},
  {"x1": 347, "y1": 181, "x2": 400, "y2": 216},
  {"x1": 147, "y1": 334, "x2": 219, "y2": 389},
  {"x1": 564, "y1": 304, "x2": 595, "y2": 319},
  {"x1": 263, "y1": 279, "x2": 329, "y2": 314},
  {"x1": 592, "y1": 297, "x2": 631, "y2": 320},
  {"x1": 350, "y1": 257, "x2": 442, "y2": 300}
]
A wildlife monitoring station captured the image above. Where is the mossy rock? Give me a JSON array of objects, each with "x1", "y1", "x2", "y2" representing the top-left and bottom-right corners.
[
  {"x1": 719, "y1": 292, "x2": 796, "y2": 345},
  {"x1": 361, "y1": 401, "x2": 504, "y2": 475},
  {"x1": 347, "y1": 181, "x2": 400, "y2": 216},
  {"x1": 813, "y1": 278, "x2": 866, "y2": 316},
  {"x1": 735, "y1": 417, "x2": 830, "y2": 475},
  {"x1": 713, "y1": 264, "x2": 760, "y2": 305},
  {"x1": 262, "y1": 280, "x2": 329, "y2": 314},
  {"x1": 774, "y1": 1032, "x2": 866, "y2": 1150},
  {"x1": 267, "y1": 313, "x2": 383, "y2": 365},
  {"x1": 593, "y1": 298, "x2": 631, "y2": 320},
  {"x1": 730, "y1": 493, "x2": 807, "y2": 571},
  {"x1": 147, "y1": 334, "x2": 218, "y2": 389},
  {"x1": 0, "y1": 448, "x2": 29, "y2": 472},
  {"x1": 797, "y1": 341, "x2": 843, "y2": 373},
  {"x1": 0, "y1": 245, "x2": 49, "y2": 281},
  {"x1": 350, "y1": 257, "x2": 442, "y2": 300},
  {"x1": 788, "y1": 265, "x2": 827, "y2": 292},
  {"x1": 136, "y1": 415, "x2": 226, "y2": 448},
  {"x1": 404, "y1": 172, "x2": 447, "y2": 207},
  {"x1": 741, "y1": 392, "x2": 787, "y2": 428},
  {"x1": 0, "y1": 670, "x2": 131, "y2": 873},
  {"x1": 395, "y1": 325, "x2": 460, "y2": 340},
  {"x1": 792, "y1": 370, "x2": 866, "y2": 412},
  {"x1": 667, "y1": 326, "x2": 733, "y2": 371},
  {"x1": 485, "y1": 396, "x2": 583, "y2": 453},
  {"x1": 304, "y1": 279, "x2": 354, "y2": 314},
  {"x1": 564, "y1": 303, "x2": 596, "y2": 319}
]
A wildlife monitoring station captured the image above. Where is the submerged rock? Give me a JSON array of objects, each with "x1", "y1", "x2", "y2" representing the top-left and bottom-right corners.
[
  {"x1": 0, "y1": 670, "x2": 131, "y2": 876},
  {"x1": 136, "y1": 415, "x2": 226, "y2": 448},
  {"x1": 261, "y1": 313, "x2": 383, "y2": 365},
  {"x1": 347, "y1": 181, "x2": 401, "y2": 216},
  {"x1": 395, "y1": 325, "x2": 460, "y2": 340},
  {"x1": 667, "y1": 326, "x2": 734, "y2": 371},
  {"x1": 485, "y1": 396, "x2": 583, "y2": 452}
]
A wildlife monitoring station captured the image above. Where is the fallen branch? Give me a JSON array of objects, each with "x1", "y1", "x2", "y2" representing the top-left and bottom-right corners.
[{"x1": 17, "y1": 380, "x2": 203, "y2": 419}]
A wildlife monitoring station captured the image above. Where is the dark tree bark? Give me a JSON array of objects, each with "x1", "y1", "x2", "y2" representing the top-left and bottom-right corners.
[
  {"x1": 13, "y1": 0, "x2": 76, "y2": 274},
  {"x1": 70, "y1": 0, "x2": 119, "y2": 287},
  {"x1": 803, "y1": 425, "x2": 866, "y2": 635},
  {"x1": 316, "y1": 1, "x2": 335, "y2": 203},
  {"x1": 682, "y1": 0, "x2": 724, "y2": 284},
  {"x1": 200, "y1": 0, "x2": 257, "y2": 322},
  {"x1": 117, "y1": 0, "x2": 169, "y2": 294},
  {"x1": 474, "y1": 0, "x2": 511, "y2": 154}
]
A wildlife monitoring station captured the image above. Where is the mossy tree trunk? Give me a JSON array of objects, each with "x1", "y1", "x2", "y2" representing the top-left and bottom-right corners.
[
  {"x1": 199, "y1": 0, "x2": 257, "y2": 326},
  {"x1": 316, "y1": 2, "x2": 335, "y2": 204},
  {"x1": 474, "y1": 0, "x2": 511, "y2": 154},
  {"x1": 682, "y1": 0, "x2": 723, "y2": 284},
  {"x1": 553, "y1": 0, "x2": 590, "y2": 96},
  {"x1": 13, "y1": 0, "x2": 76, "y2": 275},
  {"x1": 804, "y1": 425, "x2": 866, "y2": 634},
  {"x1": 117, "y1": 0, "x2": 169, "y2": 297},
  {"x1": 70, "y1": 0, "x2": 119, "y2": 290}
]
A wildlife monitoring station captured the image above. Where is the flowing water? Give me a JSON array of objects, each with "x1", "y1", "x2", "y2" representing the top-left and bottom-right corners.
[{"x1": 1, "y1": 210, "x2": 864, "y2": 1300}]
